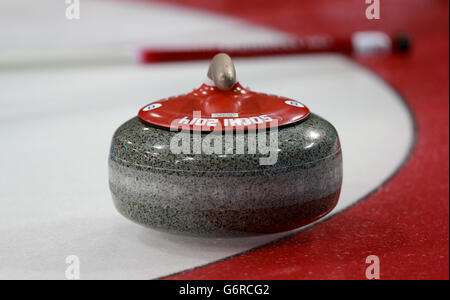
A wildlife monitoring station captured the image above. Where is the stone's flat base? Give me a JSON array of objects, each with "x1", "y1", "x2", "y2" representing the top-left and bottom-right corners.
[
  {"x1": 203, "y1": 189, "x2": 341, "y2": 234},
  {"x1": 112, "y1": 189, "x2": 340, "y2": 237}
]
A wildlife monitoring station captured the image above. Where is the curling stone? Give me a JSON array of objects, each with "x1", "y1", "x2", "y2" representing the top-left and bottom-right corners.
[{"x1": 109, "y1": 53, "x2": 343, "y2": 236}]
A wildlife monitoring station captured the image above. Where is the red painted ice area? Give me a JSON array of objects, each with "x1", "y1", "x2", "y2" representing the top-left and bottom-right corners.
[{"x1": 139, "y1": 0, "x2": 448, "y2": 279}]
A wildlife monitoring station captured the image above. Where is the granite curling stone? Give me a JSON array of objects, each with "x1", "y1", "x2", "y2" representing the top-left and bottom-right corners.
[{"x1": 109, "y1": 53, "x2": 343, "y2": 237}]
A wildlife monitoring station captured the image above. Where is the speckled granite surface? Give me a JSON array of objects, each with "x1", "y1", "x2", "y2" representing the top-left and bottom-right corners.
[{"x1": 109, "y1": 113, "x2": 342, "y2": 236}]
